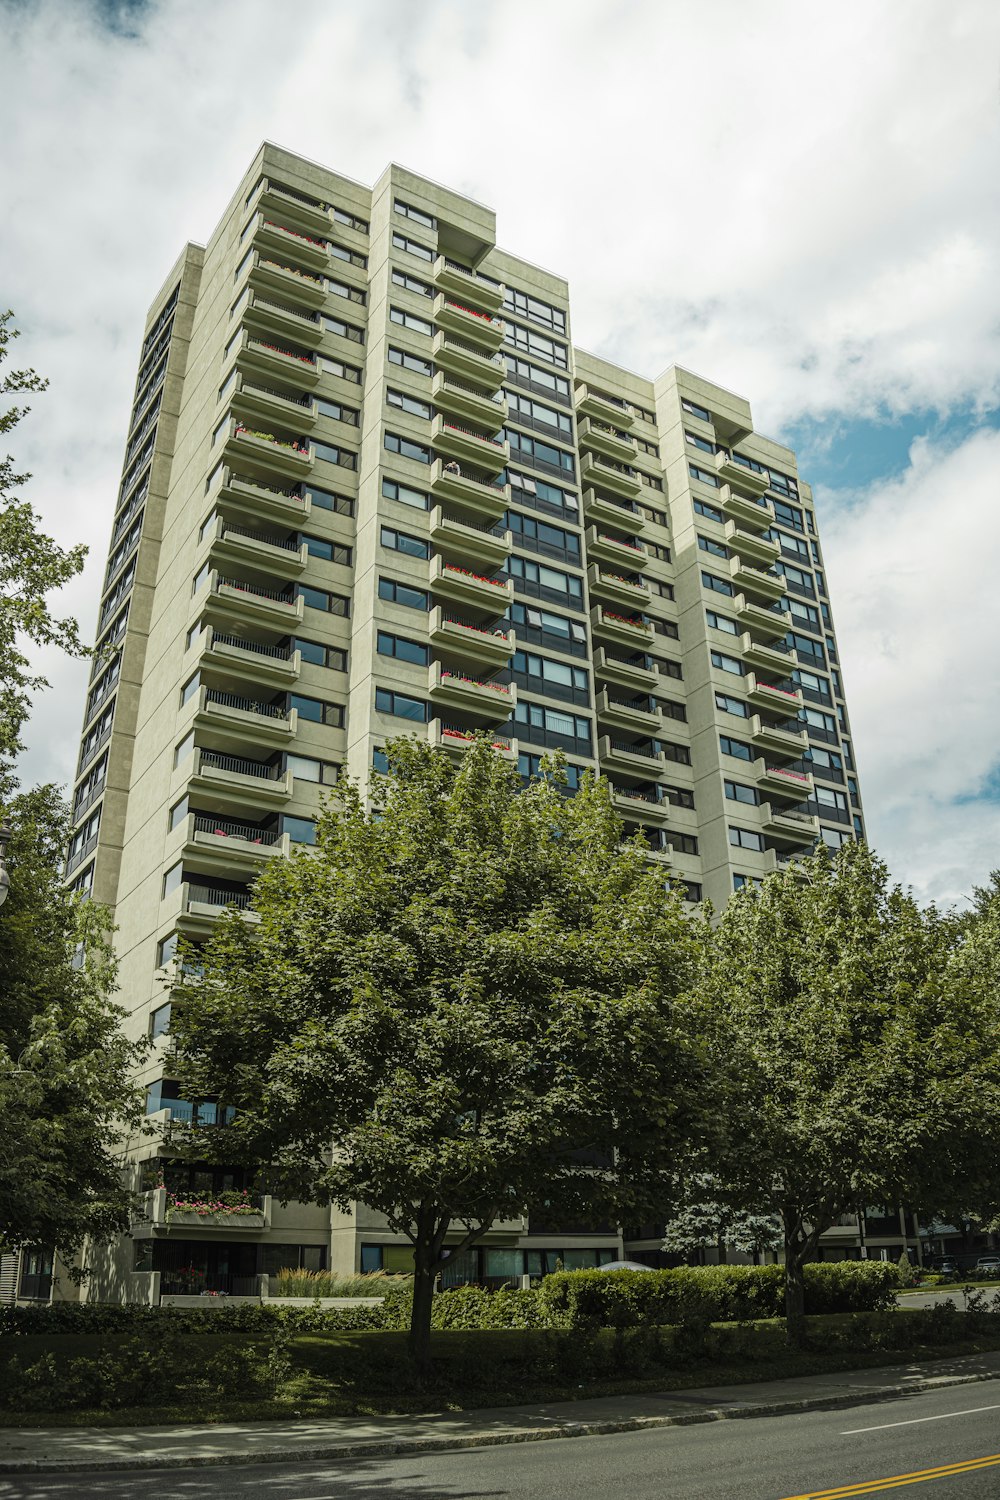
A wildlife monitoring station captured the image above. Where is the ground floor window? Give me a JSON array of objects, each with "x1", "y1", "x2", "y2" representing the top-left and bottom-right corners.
[
  {"x1": 18, "y1": 1248, "x2": 52, "y2": 1301},
  {"x1": 135, "y1": 1238, "x2": 325, "y2": 1293},
  {"x1": 359, "y1": 1243, "x2": 617, "y2": 1286}
]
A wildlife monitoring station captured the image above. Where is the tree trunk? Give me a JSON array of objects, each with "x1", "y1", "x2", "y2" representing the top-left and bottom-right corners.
[
  {"x1": 716, "y1": 1232, "x2": 728, "y2": 1266},
  {"x1": 407, "y1": 1259, "x2": 436, "y2": 1377},
  {"x1": 783, "y1": 1212, "x2": 807, "y2": 1348}
]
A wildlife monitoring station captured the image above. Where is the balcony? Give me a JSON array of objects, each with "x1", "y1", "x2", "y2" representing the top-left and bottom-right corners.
[
  {"x1": 188, "y1": 748, "x2": 293, "y2": 806},
  {"x1": 428, "y1": 718, "x2": 517, "y2": 761},
  {"x1": 248, "y1": 252, "x2": 327, "y2": 310},
  {"x1": 207, "y1": 573, "x2": 304, "y2": 628},
  {"x1": 430, "y1": 555, "x2": 513, "y2": 611},
  {"x1": 432, "y1": 294, "x2": 505, "y2": 349},
  {"x1": 432, "y1": 371, "x2": 508, "y2": 428},
  {"x1": 582, "y1": 489, "x2": 645, "y2": 531},
  {"x1": 210, "y1": 466, "x2": 309, "y2": 527},
  {"x1": 586, "y1": 527, "x2": 647, "y2": 569},
  {"x1": 254, "y1": 179, "x2": 331, "y2": 237},
  {"x1": 761, "y1": 803, "x2": 821, "y2": 845},
  {"x1": 593, "y1": 646, "x2": 658, "y2": 691},
  {"x1": 587, "y1": 564, "x2": 650, "y2": 610},
  {"x1": 180, "y1": 881, "x2": 260, "y2": 926},
  {"x1": 729, "y1": 554, "x2": 786, "y2": 601},
  {"x1": 428, "y1": 661, "x2": 515, "y2": 717},
  {"x1": 714, "y1": 450, "x2": 770, "y2": 494},
  {"x1": 202, "y1": 630, "x2": 300, "y2": 687},
  {"x1": 721, "y1": 486, "x2": 773, "y2": 532},
  {"x1": 430, "y1": 459, "x2": 510, "y2": 520},
  {"x1": 232, "y1": 373, "x2": 317, "y2": 429},
  {"x1": 428, "y1": 607, "x2": 516, "y2": 667},
  {"x1": 224, "y1": 423, "x2": 313, "y2": 480},
  {"x1": 175, "y1": 813, "x2": 288, "y2": 874},
  {"x1": 211, "y1": 519, "x2": 308, "y2": 574},
  {"x1": 590, "y1": 606, "x2": 655, "y2": 649},
  {"x1": 431, "y1": 414, "x2": 509, "y2": 471},
  {"x1": 741, "y1": 633, "x2": 793, "y2": 677},
  {"x1": 433, "y1": 257, "x2": 505, "y2": 315},
  {"x1": 193, "y1": 686, "x2": 295, "y2": 746},
  {"x1": 432, "y1": 332, "x2": 507, "y2": 390},
  {"x1": 750, "y1": 714, "x2": 809, "y2": 758},
  {"x1": 430, "y1": 507, "x2": 511, "y2": 567},
  {"x1": 746, "y1": 673, "x2": 803, "y2": 714},
  {"x1": 596, "y1": 689, "x2": 660, "y2": 733},
  {"x1": 574, "y1": 384, "x2": 634, "y2": 427},
  {"x1": 735, "y1": 593, "x2": 791, "y2": 638},
  {"x1": 234, "y1": 329, "x2": 321, "y2": 388},
  {"x1": 580, "y1": 454, "x2": 642, "y2": 499},
  {"x1": 612, "y1": 789, "x2": 669, "y2": 823},
  {"x1": 756, "y1": 762, "x2": 813, "y2": 802},
  {"x1": 251, "y1": 214, "x2": 330, "y2": 270},
  {"x1": 725, "y1": 521, "x2": 780, "y2": 566},
  {"x1": 139, "y1": 1186, "x2": 272, "y2": 1235},
  {"x1": 244, "y1": 290, "x2": 324, "y2": 349},
  {"x1": 577, "y1": 417, "x2": 636, "y2": 465},
  {"x1": 599, "y1": 736, "x2": 663, "y2": 774}
]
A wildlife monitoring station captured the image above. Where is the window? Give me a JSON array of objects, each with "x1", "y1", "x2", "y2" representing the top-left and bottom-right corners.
[
  {"x1": 389, "y1": 346, "x2": 432, "y2": 376},
  {"x1": 711, "y1": 650, "x2": 743, "y2": 675},
  {"x1": 789, "y1": 598, "x2": 821, "y2": 630},
  {"x1": 706, "y1": 609, "x2": 739, "y2": 636},
  {"x1": 331, "y1": 203, "x2": 368, "y2": 233},
  {"x1": 725, "y1": 780, "x2": 759, "y2": 805},
  {"x1": 282, "y1": 815, "x2": 318, "y2": 845},
  {"x1": 392, "y1": 230, "x2": 434, "y2": 262},
  {"x1": 156, "y1": 933, "x2": 178, "y2": 968},
  {"x1": 322, "y1": 313, "x2": 364, "y2": 343},
  {"x1": 693, "y1": 498, "x2": 723, "y2": 523},
  {"x1": 384, "y1": 430, "x2": 431, "y2": 464},
  {"x1": 512, "y1": 649, "x2": 590, "y2": 704},
  {"x1": 377, "y1": 631, "x2": 429, "y2": 665},
  {"x1": 295, "y1": 585, "x2": 347, "y2": 616},
  {"x1": 733, "y1": 874, "x2": 763, "y2": 891},
  {"x1": 774, "y1": 529, "x2": 810, "y2": 561},
  {"x1": 686, "y1": 430, "x2": 716, "y2": 455},
  {"x1": 316, "y1": 397, "x2": 359, "y2": 425},
  {"x1": 505, "y1": 510, "x2": 580, "y2": 562},
  {"x1": 286, "y1": 753, "x2": 338, "y2": 784},
  {"x1": 394, "y1": 198, "x2": 436, "y2": 230},
  {"x1": 380, "y1": 524, "x2": 429, "y2": 559},
  {"x1": 773, "y1": 499, "x2": 804, "y2": 531},
  {"x1": 720, "y1": 734, "x2": 753, "y2": 761},
  {"x1": 814, "y1": 785, "x2": 849, "y2": 813},
  {"x1": 391, "y1": 268, "x2": 432, "y2": 297},
  {"x1": 387, "y1": 387, "x2": 432, "y2": 419},
  {"x1": 149, "y1": 1002, "x2": 172, "y2": 1039},
  {"x1": 715, "y1": 691, "x2": 749, "y2": 718},
  {"x1": 508, "y1": 555, "x2": 583, "y2": 607},
  {"x1": 180, "y1": 672, "x2": 200, "y2": 706},
  {"x1": 809, "y1": 746, "x2": 843, "y2": 774},
  {"x1": 293, "y1": 639, "x2": 347, "y2": 671},
  {"x1": 661, "y1": 741, "x2": 691, "y2": 765},
  {"x1": 698, "y1": 534, "x2": 728, "y2": 559},
  {"x1": 389, "y1": 306, "x2": 433, "y2": 336},
  {"x1": 506, "y1": 427, "x2": 575, "y2": 476},
  {"x1": 672, "y1": 833, "x2": 699, "y2": 856},
  {"x1": 327, "y1": 277, "x2": 365, "y2": 305},
  {"x1": 378, "y1": 576, "x2": 429, "y2": 611},
  {"x1": 302, "y1": 536, "x2": 352, "y2": 566},
  {"x1": 512, "y1": 700, "x2": 591, "y2": 751},
  {"x1": 503, "y1": 321, "x2": 568, "y2": 368},
  {"x1": 502, "y1": 285, "x2": 566, "y2": 333},
  {"x1": 504, "y1": 354, "x2": 571, "y2": 402},
  {"x1": 168, "y1": 797, "x2": 188, "y2": 831},
  {"x1": 317, "y1": 353, "x2": 362, "y2": 383},
  {"x1": 788, "y1": 631, "x2": 825, "y2": 663},
  {"x1": 382, "y1": 477, "x2": 430, "y2": 511},
  {"x1": 794, "y1": 668, "x2": 831, "y2": 699},
  {"x1": 508, "y1": 600, "x2": 587, "y2": 655},
  {"x1": 701, "y1": 571, "x2": 734, "y2": 597},
  {"x1": 375, "y1": 687, "x2": 428, "y2": 722},
  {"x1": 303, "y1": 483, "x2": 354, "y2": 516},
  {"x1": 506, "y1": 389, "x2": 573, "y2": 435},
  {"x1": 801, "y1": 706, "x2": 837, "y2": 737},
  {"x1": 328, "y1": 241, "x2": 367, "y2": 270},
  {"x1": 519, "y1": 753, "x2": 586, "y2": 790},
  {"x1": 162, "y1": 861, "x2": 183, "y2": 898},
  {"x1": 313, "y1": 439, "x2": 357, "y2": 470},
  {"x1": 289, "y1": 694, "x2": 344, "y2": 727},
  {"x1": 682, "y1": 398, "x2": 711, "y2": 423},
  {"x1": 507, "y1": 468, "x2": 580, "y2": 521},
  {"x1": 775, "y1": 561, "x2": 814, "y2": 594},
  {"x1": 730, "y1": 826, "x2": 765, "y2": 851},
  {"x1": 689, "y1": 464, "x2": 720, "y2": 488},
  {"x1": 173, "y1": 730, "x2": 194, "y2": 768},
  {"x1": 821, "y1": 826, "x2": 853, "y2": 849}
]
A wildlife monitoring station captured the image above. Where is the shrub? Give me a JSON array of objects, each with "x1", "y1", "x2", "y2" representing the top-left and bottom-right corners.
[{"x1": 269, "y1": 1267, "x2": 412, "y2": 1299}]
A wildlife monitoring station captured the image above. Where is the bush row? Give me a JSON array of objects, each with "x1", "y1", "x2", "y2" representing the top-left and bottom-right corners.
[{"x1": 0, "y1": 1262, "x2": 902, "y2": 1339}]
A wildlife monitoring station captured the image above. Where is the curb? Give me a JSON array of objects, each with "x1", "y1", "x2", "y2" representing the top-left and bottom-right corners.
[{"x1": 1, "y1": 1370, "x2": 996, "y2": 1474}]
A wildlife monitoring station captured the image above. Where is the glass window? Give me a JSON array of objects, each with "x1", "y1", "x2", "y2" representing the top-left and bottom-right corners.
[
  {"x1": 378, "y1": 577, "x2": 429, "y2": 611},
  {"x1": 706, "y1": 610, "x2": 738, "y2": 636},
  {"x1": 156, "y1": 933, "x2": 178, "y2": 967},
  {"x1": 384, "y1": 431, "x2": 431, "y2": 464},
  {"x1": 720, "y1": 735, "x2": 753, "y2": 761},
  {"x1": 388, "y1": 346, "x2": 433, "y2": 375},
  {"x1": 698, "y1": 534, "x2": 728, "y2": 558},
  {"x1": 381, "y1": 525, "x2": 429, "y2": 559},
  {"x1": 730, "y1": 826, "x2": 765, "y2": 850},
  {"x1": 162, "y1": 861, "x2": 183, "y2": 897},
  {"x1": 173, "y1": 730, "x2": 194, "y2": 768},
  {"x1": 283, "y1": 815, "x2": 317, "y2": 845},
  {"x1": 715, "y1": 692, "x2": 748, "y2": 717},
  {"x1": 725, "y1": 780, "x2": 758, "y2": 805},
  {"x1": 169, "y1": 797, "x2": 188, "y2": 831},
  {"x1": 149, "y1": 1002, "x2": 171, "y2": 1039},
  {"x1": 375, "y1": 687, "x2": 428, "y2": 722},
  {"x1": 711, "y1": 650, "x2": 743, "y2": 675},
  {"x1": 287, "y1": 754, "x2": 321, "y2": 782},
  {"x1": 377, "y1": 631, "x2": 429, "y2": 665},
  {"x1": 382, "y1": 477, "x2": 430, "y2": 511},
  {"x1": 389, "y1": 307, "x2": 433, "y2": 336},
  {"x1": 701, "y1": 571, "x2": 734, "y2": 597},
  {"x1": 387, "y1": 387, "x2": 432, "y2": 419}
]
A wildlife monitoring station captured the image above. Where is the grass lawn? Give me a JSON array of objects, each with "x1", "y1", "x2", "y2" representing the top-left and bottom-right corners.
[{"x1": 3, "y1": 1316, "x2": 1000, "y2": 1429}]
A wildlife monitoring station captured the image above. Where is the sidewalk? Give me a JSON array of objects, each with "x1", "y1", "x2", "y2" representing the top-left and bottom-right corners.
[{"x1": 2, "y1": 1348, "x2": 1000, "y2": 1475}]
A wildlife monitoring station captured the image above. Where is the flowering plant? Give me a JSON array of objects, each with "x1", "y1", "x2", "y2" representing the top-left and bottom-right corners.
[
  {"x1": 602, "y1": 610, "x2": 648, "y2": 629},
  {"x1": 235, "y1": 425, "x2": 308, "y2": 454},
  {"x1": 249, "y1": 339, "x2": 315, "y2": 366},
  {"x1": 444, "y1": 564, "x2": 506, "y2": 588},
  {"x1": 263, "y1": 218, "x2": 326, "y2": 248},
  {"x1": 165, "y1": 1189, "x2": 261, "y2": 1218}
]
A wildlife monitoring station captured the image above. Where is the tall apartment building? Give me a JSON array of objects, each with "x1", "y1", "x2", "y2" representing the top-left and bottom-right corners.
[{"x1": 60, "y1": 144, "x2": 865, "y2": 1301}]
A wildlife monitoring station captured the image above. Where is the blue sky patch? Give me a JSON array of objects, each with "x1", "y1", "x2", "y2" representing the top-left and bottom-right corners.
[{"x1": 787, "y1": 404, "x2": 1000, "y2": 494}]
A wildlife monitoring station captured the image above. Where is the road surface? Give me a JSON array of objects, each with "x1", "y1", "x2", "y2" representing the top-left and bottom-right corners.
[{"x1": 3, "y1": 1376, "x2": 1000, "y2": 1498}]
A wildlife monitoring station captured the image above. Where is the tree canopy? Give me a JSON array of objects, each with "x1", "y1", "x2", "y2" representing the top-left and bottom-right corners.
[{"x1": 172, "y1": 736, "x2": 722, "y2": 1366}]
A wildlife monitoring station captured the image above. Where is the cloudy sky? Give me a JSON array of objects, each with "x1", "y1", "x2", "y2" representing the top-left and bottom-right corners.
[{"x1": 2, "y1": 0, "x2": 998, "y2": 906}]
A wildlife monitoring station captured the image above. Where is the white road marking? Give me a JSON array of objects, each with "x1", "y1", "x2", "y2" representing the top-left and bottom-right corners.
[{"x1": 842, "y1": 1402, "x2": 1000, "y2": 1434}]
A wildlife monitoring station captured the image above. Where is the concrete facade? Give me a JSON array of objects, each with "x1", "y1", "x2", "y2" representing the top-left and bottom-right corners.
[{"x1": 59, "y1": 145, "x2": 865, "y2": 1302}]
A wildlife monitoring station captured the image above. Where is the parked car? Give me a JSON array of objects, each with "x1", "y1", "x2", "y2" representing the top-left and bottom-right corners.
[{"x1": 975, "y1": 1256, "x2": 1000, "y2": 1275}]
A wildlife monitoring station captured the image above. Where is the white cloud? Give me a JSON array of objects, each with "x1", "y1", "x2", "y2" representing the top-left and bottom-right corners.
[
  {"x1": 822, "y1": 427, "x2": 1000, "y2": 907},
  {"x1": 2, "y1": 0, "x2": 998, "y2": 898}
]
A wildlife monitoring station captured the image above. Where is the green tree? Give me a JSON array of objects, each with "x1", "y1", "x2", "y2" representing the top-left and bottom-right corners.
[
  {"x1": 704, "y1": 842, "x2": 1000, "y2": 1344},
  {"x1": 660, "y1": 1176, "x2": 781, "y2": 1264},
  {"x1": 0, "y1": 783, "x2": 145, "y2": 1262},
  {"x1": 171, "y1": 737, "x2": 720, "y2": 1370},
  {"x1": 0, "y1": 310, "x2": 88, "y2": 763}
]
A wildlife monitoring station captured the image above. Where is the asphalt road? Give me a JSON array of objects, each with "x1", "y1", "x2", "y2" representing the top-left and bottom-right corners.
[{"x1": 3, "y1": 1379, "x2": 1000, "y2": 1499}]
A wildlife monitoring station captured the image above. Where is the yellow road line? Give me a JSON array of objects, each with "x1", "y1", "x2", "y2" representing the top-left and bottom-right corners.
[{"x1": 782, "y1": 1450, "x2": 1000, "y2": 1498}]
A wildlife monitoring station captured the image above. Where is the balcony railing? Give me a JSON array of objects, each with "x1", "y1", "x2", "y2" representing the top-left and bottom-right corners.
[
  {"x1": 440, "y1": 420, "x2": 505, "y2": 448},
  {"x1": 233, "y1": 425, "x2": 309, "y2": 456},
  {"x1": 438, "y1": 336, "x2": 505, "y2": 366},
  {"x1": 187, "y1": 884, "x2": 255, "y2": 910},
  {"x1": 440, "y1": 723, "x2": 512, "y2": 749},
  {"x1": 210, "y1": 632, "x2": 294, "y2": 661},
  {"x1": 609, "y1": 740, "x2": 658, "y2": 759},
  {"x1": 439, "y1": 670, "x2": 512, "y2": 697},
  {"x1": 215, "y1": 576, "x2": 296, "y2": 605},
  {"x1": 222, "y1": 522, "x2": 300, "y2": 551},
  {"x1": 442, "y1": 612, "x2": 511, "y2": 640},
  {"x1": 199, "y1": 750, "x2": 281, "y2": 780},
  {"x1": 245, "y1": 336, "x2": 317, "y2": 369},
  {"x1": 440, "y1": 377, "x2": 505, "y2": 405},
  {"x1": 442, "y1": 300, "x2": 503, "y2": 329},
  {"x1": 240, "y1": 379, "x2": 312, "y2": 408},
  {"x1": 192, "y1": 816, "x2": 281, "y2": 845},
  {"x1": 204, "y1": 688, "x2": 288, "y2": 720},
  {"x1": 225, "y1": 471, "x2": 305, "y2": 502},
  {"x1": 251, "y1": 294, "x2": 319, "y2": 325}
]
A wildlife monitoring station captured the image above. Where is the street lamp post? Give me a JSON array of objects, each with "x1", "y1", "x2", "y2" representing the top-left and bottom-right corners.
[{"x1": 0, "y1": 818, "x2": 12, "y2": 909}]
